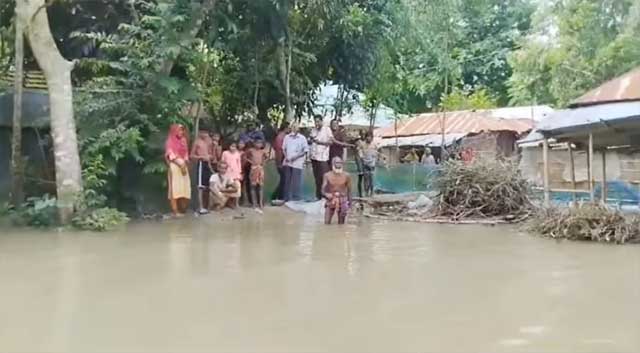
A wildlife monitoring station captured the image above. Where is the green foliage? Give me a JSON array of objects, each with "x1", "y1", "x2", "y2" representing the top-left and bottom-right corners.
[
  {"x1": 508, "y1": 0, "x2": 640, "y2": 107},
  {"x1": 440, "y1": 88, "x2": 498, "y2": 111},
  {"x1": 0, "y1": 201, "x2": 12, "y2": 217},
  {"x1": 73, "y1": 156, "x2": 130, "y2": 232},
  {"x1": 13, "y1": 195, "x2": 58, "y2": 227},
  {"x1": 389, "y1": 0, "x2": 534, "y2": 112},
  {"x1": 72, "y1": 207, "x2": 129, "y2": 232}
]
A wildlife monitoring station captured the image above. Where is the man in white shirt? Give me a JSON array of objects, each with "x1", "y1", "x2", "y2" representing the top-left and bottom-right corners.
[
  {"x1": 309, "y1": 115, "x2": 335, "y2": 200},
  {"x1": 282, "y1": 123, "x2": 309, "y2": 201}
]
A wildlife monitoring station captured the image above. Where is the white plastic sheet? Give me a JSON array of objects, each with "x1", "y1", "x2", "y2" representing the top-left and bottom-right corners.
[{"x1": 285, "y1": 200, "x2": 326, "y2": 216}]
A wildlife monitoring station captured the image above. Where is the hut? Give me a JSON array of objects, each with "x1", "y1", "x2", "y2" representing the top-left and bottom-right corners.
[
  {"x1": 376, "y1": 106, "x2": 551, "y2": 164},
  {"x1": 519, "y1": 67, "x2": 640, "y2": 205}
]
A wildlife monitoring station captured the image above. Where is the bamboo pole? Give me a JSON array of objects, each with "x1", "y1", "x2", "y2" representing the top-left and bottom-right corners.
[
  {"x1": 11, "y1": 15, "x2": 25, "y2": 206},
  {"x1": 568, "y1": 144, "x2": 577, "y2": 207},
  {"x1": 588, "y1": 133, "x2": 594, "y2": 202},
  {"x1": 543, "y1": 138, "x2": 550, "y2": 206},
  {"x1": 532, "y1": 187, "x2": 590, "y2": 194},
  {"x1": 601, "y1": 150, "x2": 607, "y2": 204}
]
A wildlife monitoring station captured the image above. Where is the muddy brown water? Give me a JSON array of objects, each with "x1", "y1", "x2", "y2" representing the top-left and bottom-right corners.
[{"x1": 1, "y1": 208, "x2": 639, "y2": 353}]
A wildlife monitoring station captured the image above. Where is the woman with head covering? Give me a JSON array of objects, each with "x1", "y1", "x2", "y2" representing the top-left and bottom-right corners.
[{"x1": 165, "y1": 124, "x2": 191, "y2": 217}]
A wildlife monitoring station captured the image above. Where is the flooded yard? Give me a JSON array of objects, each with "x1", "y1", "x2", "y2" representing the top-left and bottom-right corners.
[{"x1": 1, "y1": 208, "x2": 639, "y2": 353}]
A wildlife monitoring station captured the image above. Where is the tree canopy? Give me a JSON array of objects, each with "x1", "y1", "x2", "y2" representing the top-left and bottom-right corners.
[
  {"x1": 2, "y1": 0, "x2": 639, "y2": 213},
  {"x1": 508, "y1": 0, "x2": 640, "y2": 107}
]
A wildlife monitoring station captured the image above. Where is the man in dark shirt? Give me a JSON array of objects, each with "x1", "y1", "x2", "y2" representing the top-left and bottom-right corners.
[
  {"x1": 329, "y1": 119, "x2": 348, "y2": 161},
  {"x1": 239, "y1": 122, "x2": 265, "y2": 145}
]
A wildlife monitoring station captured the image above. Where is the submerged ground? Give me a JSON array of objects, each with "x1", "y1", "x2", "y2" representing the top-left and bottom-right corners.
[{"x1": 1, "y1": 208, "x2": 639, "y2": 353}]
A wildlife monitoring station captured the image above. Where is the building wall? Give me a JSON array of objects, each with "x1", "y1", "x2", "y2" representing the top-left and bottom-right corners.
[
  {"x1": 519, "y1": 146, "x2": 640, "y2": 189},
  {"x1": 459, "y1": 131, "x2": 518, "y2": 159}
]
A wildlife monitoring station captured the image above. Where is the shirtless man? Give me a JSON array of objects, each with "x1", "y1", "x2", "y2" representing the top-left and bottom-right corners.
[
  {"x1": 322, "y1": 157, "x2": 352, "y2": 225},
  {"x1": 191, "y1": 129, "x2": 213, "y2": 214},
  {"x1": 246, "y1": 139, "x2": 268, "y2": 212}
]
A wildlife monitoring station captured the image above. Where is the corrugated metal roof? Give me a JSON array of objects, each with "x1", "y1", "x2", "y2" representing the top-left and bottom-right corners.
[
  {"x1": 572, "y1": 67, "x2": 640, "y2": 107},
  {"x1": 537, "y1": 101, "x2": 640, "y2": 134},
  {"x1": 376, "y1": 106, "x2": 545, "y2": 138},
  {"x1": 377, "y1": 133, "x2": 466, "y2": 148}
]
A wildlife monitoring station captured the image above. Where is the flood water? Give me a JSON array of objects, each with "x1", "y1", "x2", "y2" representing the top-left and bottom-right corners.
[{"x1": 1, "y1": 208, "x2": 639, "y2": 353}]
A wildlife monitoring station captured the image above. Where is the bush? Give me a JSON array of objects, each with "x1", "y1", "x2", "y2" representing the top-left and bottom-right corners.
[
  {"x1": 528, "y1": 204, "x2": 640, "y2": 244},
  {"x1": 0, "y1": 201, "x2": 11, "y2": 216},
  {"x1": 13, "y1": 195, "x2": 59, "y2": 227},
  {"x1": 72, "y1": 207, "x2": 130, "y2": 232}
]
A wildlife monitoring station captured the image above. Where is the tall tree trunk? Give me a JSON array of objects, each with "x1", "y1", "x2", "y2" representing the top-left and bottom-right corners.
[
  {"x1": 19, "y1": 0, "x2": 83, "y2": 223},
  {"x1": 277, "y1": 39, "x2": 293, "y2": 122},
  {"x1": 11, "y1": 12, "x2": 25, "y2": 206},
  {"x1": 252, "y1": 47, "x2": 260, "y2": 117},
  {"x1": 369, "y1": 104, "x2": 378, "y2": 132}
]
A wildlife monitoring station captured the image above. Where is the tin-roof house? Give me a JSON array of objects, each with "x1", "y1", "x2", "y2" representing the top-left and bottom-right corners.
[
  {"x1": 376, "y1": 106, "x2": 551, "y2": 163},
  {"x1": 519, "y1": 67, "x2": 640, "y2": 205}
]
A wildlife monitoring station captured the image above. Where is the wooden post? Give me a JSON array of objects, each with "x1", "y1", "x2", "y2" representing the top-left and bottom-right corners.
[
  {"x1": 568, "y1": 143, "x2": 577, "y2": 207},
  {"x1": 543, "y1": 138, "x2": 550, "y2": 206},
  {"x1": 588, "y1": 133, "x2": 594, "y2": 202},
  {"x1": 601, "y1": 150, "x2": 607, "y2": 204}
]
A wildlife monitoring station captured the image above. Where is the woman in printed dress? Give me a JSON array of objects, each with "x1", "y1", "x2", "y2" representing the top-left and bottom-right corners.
[{"x1": 165, "y1": 124, "x2": 191, "y2": 217}]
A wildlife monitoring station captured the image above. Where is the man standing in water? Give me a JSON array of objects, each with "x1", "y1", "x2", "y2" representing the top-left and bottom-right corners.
[{"x1": 322, "y1": 157, "x2": 352, "y2": 225}]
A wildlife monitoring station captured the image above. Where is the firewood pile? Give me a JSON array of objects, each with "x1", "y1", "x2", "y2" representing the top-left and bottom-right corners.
[
  {"x1": 528, "y1": 204, "x2": 640, "y2": 244},
  {"x1": 433, "y1": 158, "x2": 533, "y2": 221}
]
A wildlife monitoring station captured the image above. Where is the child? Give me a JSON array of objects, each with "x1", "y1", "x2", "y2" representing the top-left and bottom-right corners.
[
  {"x1": 221, "y1": 142, "x2": 243, "y2": 207},
  {"x1": 190, "y1": 129, "x2": 213, "y2": 214},
  {"x1": 247, "y1": 139, "x2": 268, "y2": 212},
  {"x1": 209, "y1": 161, "x2": 241, "y2": 210},
  {"x1": 210, "y1": 132, "x2": 223, "y2": 172}
]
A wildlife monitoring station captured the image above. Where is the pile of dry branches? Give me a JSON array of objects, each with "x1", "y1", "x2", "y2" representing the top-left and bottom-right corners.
[
  {"x1": 434, "y1": 158, "x2": 533, "y2": 220},
  {"x1": 528, "y1": 204, "x2": 640, "y2": 244}
]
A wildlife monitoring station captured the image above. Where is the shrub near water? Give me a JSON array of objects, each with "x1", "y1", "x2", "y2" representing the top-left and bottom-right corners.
[
  {"x1": 13, "y1": 195, "x2": 58, "y2": 227},
  {"x1": 72, "y1": 207, "x2": 129, "y2": 232},
  {"x1": 434, "y1": 158, "x2": 533, "y2": 220}
]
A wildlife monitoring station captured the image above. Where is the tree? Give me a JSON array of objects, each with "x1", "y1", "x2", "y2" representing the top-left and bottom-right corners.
[
  {"x1": 0, "y1": 1, "x2": 14, "y2": 80},
  {"x1": 440, "y1": 87, "x2": 498, "y2": 111},
  {"x1": 382, "y1": 0, "x2": 534, "y2": 113},
  {"x1": 508, "y1": 0, "x2": 640, "y2": 107},
  {"x1": 16, "y1": 0, "x2": 83, "y2": 223},
  {"x1": 11, "y1": 4, "x2": 24, "y2": 206}
]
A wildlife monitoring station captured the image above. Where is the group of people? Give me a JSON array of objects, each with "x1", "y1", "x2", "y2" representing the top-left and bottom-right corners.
[
  {"x1": 163, "y1": 115, "x2": 383, "y2": 225},
  {"x1": 164, "y1": 123, "x2": 268, "y2": 217},
  {"x1": 401, "y1": 147, "x2": 437, "y2": 165}
]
